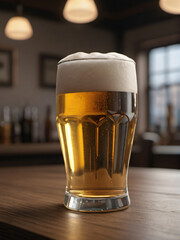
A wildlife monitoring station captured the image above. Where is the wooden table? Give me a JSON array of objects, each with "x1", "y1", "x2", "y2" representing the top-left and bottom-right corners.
[{"x1": 0, "y1": 165, "x2": 180, "y2": 240}]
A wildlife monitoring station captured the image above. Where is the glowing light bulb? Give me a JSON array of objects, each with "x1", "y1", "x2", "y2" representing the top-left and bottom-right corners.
[
  {"x1": 5, "y1": 16, "x2": 33, "y2": 40},
  {"x1": 159, "y1": 0, "x2": 180, "y2": 14},
  {"x1": 63, "y1": 0, "x2": 98, "y2": 24}
]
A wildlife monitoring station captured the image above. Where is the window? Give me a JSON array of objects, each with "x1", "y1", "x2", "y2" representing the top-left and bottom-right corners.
[{"x1": 148, "y1": 44, "x2": 180, "y2": 133}]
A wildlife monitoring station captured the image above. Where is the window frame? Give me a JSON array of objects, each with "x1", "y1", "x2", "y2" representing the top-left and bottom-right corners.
[{"x1": 147, "y1": 40, "x2": 180, "y2": 131}]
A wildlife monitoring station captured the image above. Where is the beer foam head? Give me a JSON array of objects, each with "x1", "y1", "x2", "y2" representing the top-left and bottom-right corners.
[{"x1": 56, "y1": 52, "x2": 137, "y2": 94}]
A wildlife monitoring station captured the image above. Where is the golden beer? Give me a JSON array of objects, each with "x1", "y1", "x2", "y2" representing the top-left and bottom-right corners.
[
  {"x1": 56, "y1": 91, "x2": 137, "y2": 198},
  {"x1": 56, "y1": 52, "x2": 137, "y2": 211}
]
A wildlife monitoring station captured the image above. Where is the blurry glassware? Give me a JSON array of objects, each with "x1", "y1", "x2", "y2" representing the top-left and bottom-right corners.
[
  {"x1": 63, "y1": 0, "x2": 98, "y2": 23},
  {"x1": 3, "y1": 106, "x2": 11, "y2": 123},
  {"x1": 5, "y1": 4, "x2": 33, "y2": 40},
  {"x1": 159, "y1": 0, "x2": 180, "y2": 14}
]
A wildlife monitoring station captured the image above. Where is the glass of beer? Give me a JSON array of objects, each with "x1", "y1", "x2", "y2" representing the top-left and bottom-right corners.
[{"x1": 56, "y1": 52, "x2": 137, "y2": 212}]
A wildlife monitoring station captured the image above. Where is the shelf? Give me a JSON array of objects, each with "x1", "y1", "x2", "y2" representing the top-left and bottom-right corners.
[
  {"x1": 0, "y1": 143, "x2": 140, "y2": 156},
  {"x1": 153, "y1": 145, "x2": 180, "y2": 155},
  {"x1": 1, "y1": 143, "x2": 179, "y2": 157},
  {"x1": 0, "y1": 142, "x2": 61, "y2": 156}
]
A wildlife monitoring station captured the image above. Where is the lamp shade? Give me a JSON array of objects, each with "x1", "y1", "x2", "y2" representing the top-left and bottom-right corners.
[
  {"x1": 159, "y1": 0, "x2": 180, "y2": 14},
  {"x1": 63, "y1": 0, "x2": 98, "y2": 23},
  {"x1": 5, "y1": 16, "x2": 33, "y2": 40}
]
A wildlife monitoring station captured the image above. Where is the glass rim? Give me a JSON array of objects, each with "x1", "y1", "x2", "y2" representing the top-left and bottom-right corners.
[{"x1": 57, "y1": 57, "x2": 135, "y2": 66}]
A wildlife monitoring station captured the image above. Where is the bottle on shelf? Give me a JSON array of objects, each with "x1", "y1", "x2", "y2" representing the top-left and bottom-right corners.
[
  {"x1": 21, "y1": 106, "x2": 32, "y2": 143},
  {"x1": 31, "y1": 107, "x2": 39, "y2": 143},
  {"x1": 11, "y1": 107, "x2": 21, "y2": 143},
  {"x1": 165, "y1": 103, "x2": 175, "y2": 144},
  {"x1": 0, "y1": 106, "x2": 12, "y2": 144},
  {"x1": 167, "y1": 103, "x2": 173, "y2": 134},
  {"x1": 177, "y1": 109, "x2": 180, "y2": 132},
  {"x1": 44, "y1": 106, "x2": 52, "y2": 142}
]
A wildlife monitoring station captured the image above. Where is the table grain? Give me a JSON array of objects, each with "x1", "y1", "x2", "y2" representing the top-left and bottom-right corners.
[{"x1": 0, "y1": 165, "x2": 180, "y2": 240}]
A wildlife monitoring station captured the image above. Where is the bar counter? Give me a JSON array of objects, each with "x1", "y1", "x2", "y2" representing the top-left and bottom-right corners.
[{"x1": 0, "y1": 165, "x2": 180, "y2": 240}]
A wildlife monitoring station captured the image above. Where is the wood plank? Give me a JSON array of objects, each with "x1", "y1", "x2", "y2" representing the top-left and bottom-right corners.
[{"x1": 0, "y1": 166, "x2": 180, "y2": 240}]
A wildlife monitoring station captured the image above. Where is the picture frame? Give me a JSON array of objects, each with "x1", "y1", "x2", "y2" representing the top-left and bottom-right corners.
[
  {"x1": 40, "y1": 54, "x2": 62, "y2": 88},
  {"x1": 0, "y1": 49, "x2": 13, "y2": 87}
]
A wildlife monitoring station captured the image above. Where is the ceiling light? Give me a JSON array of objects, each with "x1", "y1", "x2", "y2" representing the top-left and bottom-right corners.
[
  {"x1": 4, "y1": 4, "x2": 33, "y2": 40},
  {"x1": 63, "y1": 0, "x2": 98, "y2": 24},
  {"x1": 159, "y1": 0, "x2": 180, "y2": 14},
  {"x1": 5, "y1": 16, "x2": 33, "y2": 40}
]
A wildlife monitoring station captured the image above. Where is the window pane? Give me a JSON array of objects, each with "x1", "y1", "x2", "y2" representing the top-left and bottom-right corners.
[
  {"x1": 149, "y1": 89, "x2": 166, "y2": 131},
  {"x1": 149, "y1": 47, "x2": 165, "y2": 74},
  {"x1": 167, "y1": 71, "x2": 180, "y2": 85},
  {"x1": 149, "y1": 44, "x2": 180, "y2": 131},
  {"x1": 149, "y1": 73, "x2": 165, "y2": 88},
  {"x1": 167, "y1": 44, "x2": 180, "y2": 71}
]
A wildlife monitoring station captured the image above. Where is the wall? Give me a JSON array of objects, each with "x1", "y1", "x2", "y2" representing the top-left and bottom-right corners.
[
  {"x1": 123, "y1": 18, "x2": 180, "y2": 135},
  {"x1": 0, "y1": 10, "x2": 117, "y2": 140}
]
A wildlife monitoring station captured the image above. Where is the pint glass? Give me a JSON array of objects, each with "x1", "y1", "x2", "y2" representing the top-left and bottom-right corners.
[{"x1": 56, "y1": 52, "x2": 137, "y2": 212}]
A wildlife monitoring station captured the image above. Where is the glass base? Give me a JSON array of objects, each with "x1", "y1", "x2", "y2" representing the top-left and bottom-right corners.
[{"x1": 64, "y1": 192, "x2": 130, "y2": 212}]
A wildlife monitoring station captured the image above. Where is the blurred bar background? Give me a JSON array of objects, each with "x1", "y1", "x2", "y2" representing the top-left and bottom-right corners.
[{"x1": 0, "y1": 0, "x2": 180, "y2": 168}]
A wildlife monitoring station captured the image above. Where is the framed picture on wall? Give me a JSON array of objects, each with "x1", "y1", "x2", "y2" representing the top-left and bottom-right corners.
[
  {"x1": 40, "y1": 54, "x2": 62, "y2": 88},
  {"x1": 0, "y1": 49, "x2": 13, "y2": 87}
]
